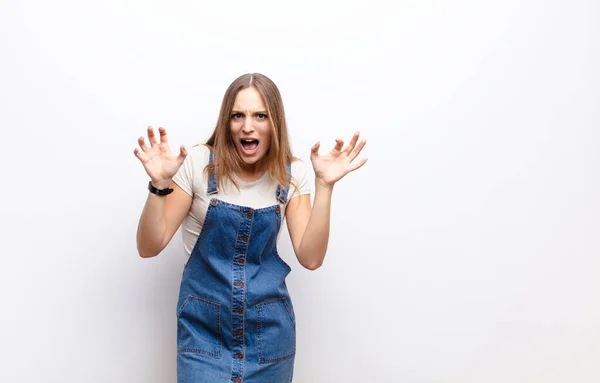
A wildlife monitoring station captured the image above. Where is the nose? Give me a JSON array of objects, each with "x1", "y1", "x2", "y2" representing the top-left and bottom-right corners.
[{"x1": 242, "y1": 116, "x2": 254, "y2": 133}]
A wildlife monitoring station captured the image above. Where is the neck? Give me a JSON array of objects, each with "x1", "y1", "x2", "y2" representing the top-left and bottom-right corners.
[{"x1": 238, "y1": 160, "x2": 268, "y2": 182}]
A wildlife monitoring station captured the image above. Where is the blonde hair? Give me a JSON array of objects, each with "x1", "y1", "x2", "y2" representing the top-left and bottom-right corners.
[{"x1": 204, "y1": 73, "x2": 297, "y2": 192}]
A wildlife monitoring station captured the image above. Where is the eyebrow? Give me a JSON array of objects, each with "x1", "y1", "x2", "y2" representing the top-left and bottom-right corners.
[{"x1": 231, "y1": 110, "x2": 268, "y2": 114}]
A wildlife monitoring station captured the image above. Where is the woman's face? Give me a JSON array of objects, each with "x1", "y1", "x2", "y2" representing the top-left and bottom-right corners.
[{"x1": 230, "y1": 87, "x2": 272, "y2": 169}]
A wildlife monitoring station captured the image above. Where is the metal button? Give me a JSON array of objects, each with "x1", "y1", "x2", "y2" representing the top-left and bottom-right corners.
[
  {"x1": 234, "y1": 352, "x2": 244, "y2": 359},
  {"x1": 234, "y1": 257, "x2": 245, "y2": 264},
  {"x1": 210, "y1": 199, "x2": 217, "y2": 207},
  {"x1": 238, "y1": 235, "x2": 248, "y2": 242},
  {"x1": 232, "y1": 378, "x2": 242, "y2": 383},
  {"x1": 245, "y1": 210, "x2": 253, "y2": 218},
  {"x1": 275, "y1": 205, "x2": 281, "y2": 214},
  {"x1": 233, "y1": 307, "x2": 244, "y2": 314},
  {"x1": 233, "y1": 329, "x2": 243, "y2": 336},
  {"x1": 234, "y1": 281, "x2": 245, "y2": 287}
]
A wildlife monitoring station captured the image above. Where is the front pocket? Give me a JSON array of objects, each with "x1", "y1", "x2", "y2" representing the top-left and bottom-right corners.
[
  {"x1": 256, "y1": 297, "x2": 296, "y2": 364},
  {"x1": 177, "y1": 296, "x2": 222, "y2": 358}
]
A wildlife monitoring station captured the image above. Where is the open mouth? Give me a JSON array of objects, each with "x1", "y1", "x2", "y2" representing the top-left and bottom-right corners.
[{"x1": 240, "y1": 139, "x2": 259, "y2": 155}]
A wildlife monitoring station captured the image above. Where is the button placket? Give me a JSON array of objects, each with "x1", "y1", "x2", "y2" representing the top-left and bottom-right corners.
[{"x1": 230, "y1": 207, "x2": 253, "y2": 379}]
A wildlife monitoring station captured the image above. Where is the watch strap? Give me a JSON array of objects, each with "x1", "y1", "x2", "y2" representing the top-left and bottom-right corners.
[{"x1": 148, "y1": 181, "x2": 174, "y2": 196}]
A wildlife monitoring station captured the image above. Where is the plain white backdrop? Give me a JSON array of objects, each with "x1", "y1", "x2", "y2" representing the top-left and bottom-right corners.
[{"x1": 1, "y1": 0, "x2": 599, "y2": 382}]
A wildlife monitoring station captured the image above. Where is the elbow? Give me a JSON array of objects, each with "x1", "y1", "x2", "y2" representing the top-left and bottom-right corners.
[
  {"x1": 302, "y1": 260, "x2": 323, "y2": 271},
  {"x1": 297, "y1": 248, "x2": 326, "y2": 271},
  {"x1": 138, "y1": 250, "x2": 157, "y2": 258},
  {"x1": 136, "y1": 231, "x2": 164, "y2": 258},
  {"x1": 137, "y1": 242, "x2": 161, "y2": 259},
  {"x1": 138, "y1": 248, "x2": 158, "y2": 258}
]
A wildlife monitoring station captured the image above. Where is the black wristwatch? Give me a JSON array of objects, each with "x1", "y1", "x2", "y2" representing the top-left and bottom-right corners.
[{"x1": 148, "y1": 181, "x2": 174, "y2": 196}]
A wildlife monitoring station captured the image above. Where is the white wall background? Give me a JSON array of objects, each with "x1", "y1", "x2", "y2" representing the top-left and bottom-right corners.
[{"x1": 1, "y1": 0, "x2": 598, "y2": 381}]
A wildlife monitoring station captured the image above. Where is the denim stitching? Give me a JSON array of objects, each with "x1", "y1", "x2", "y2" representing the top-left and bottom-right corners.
[
  {"x1": 211, "y1": 198, "x2": 280, "y2": 214},
  {"x1": 181, "y1": 201, "x2": 215, "y2": 275},
  {"x1": 230, "y1": 209, "x2": 248, "y2": 379},
  {"x1": 177, "y1": 295, "x2": 223, "y2": 358},
  {"x1": 256, "y1": 298, "x2": 296, "y2": 364},
  {"x1": 272, "y1": 207, "x2": 292, "y2": 273}
]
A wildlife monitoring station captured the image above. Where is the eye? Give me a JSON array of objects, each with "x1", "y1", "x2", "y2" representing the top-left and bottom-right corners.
[
  {"x1": 256, "y1": 113, "x2": 268, "y2": 120},
  {"x1": 232, "y1": 113, "x2": 243, "y2": 119}
]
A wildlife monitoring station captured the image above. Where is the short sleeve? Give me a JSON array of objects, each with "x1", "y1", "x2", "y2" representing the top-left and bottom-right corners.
[
  {"x1": 173, "y1": 153, "x2": 194, "y2": 196},
  {"x1": 288, "y1": 158, "x2": 312, "y2": 200},
  {"x1": 173, "y1": 144, "x2": 210, "y2": 197}
]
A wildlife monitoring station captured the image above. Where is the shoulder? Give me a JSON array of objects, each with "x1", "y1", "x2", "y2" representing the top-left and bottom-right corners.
[
  {"x1": 290, "y1": 157, "x2": 311, "y2": 178},
  {"x1": 173, "y1": 143, "x2": 212, "y2": 194},
  {"x1": 188, "y1": 143, "x2": 212, "y2": 163},
  {"x1": 288, "y1": 157, "x2": 312, "y2": 196}
]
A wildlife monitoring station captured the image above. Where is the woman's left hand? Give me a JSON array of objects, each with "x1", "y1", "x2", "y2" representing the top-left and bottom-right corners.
[{"x1": 310, "y1": 131, "x2": 368, "y2": 187}]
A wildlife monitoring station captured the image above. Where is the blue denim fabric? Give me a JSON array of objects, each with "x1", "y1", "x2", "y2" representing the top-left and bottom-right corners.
[{"x1": 177, "y1": 153, "x2": 295, "y2": 383}]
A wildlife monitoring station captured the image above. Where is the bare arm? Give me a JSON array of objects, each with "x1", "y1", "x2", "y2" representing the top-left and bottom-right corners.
[
  {"x1": 286, "y1": 181, "x2": 332, "y2": 270},
  {"x1": 134, "y1": 126, "x2": 190, "y2": 258},
  {"x1": 286, "y1": 132, "x2": 367, "y2": 270},
  {"x1": 136, "y1": 182, "x2": 192, "y2": 258}
]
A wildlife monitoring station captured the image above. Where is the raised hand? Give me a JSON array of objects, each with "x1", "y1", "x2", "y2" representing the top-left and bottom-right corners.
[
  {"x1": 310, "y1": 131, "x2": 368, "y2": 186},
  {"x1": 133, "y1": 126, "x2": 187, "y2": 188}
]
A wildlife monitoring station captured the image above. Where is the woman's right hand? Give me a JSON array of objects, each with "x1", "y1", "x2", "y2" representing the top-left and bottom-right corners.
[{"x1": 134, "y1": 126, "x2": 188, "y2": 188}]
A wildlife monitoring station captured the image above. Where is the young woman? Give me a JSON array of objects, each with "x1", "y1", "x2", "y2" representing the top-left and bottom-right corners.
[{"x1": 134, "y1": 73, "x2": 367, "y2": 383}]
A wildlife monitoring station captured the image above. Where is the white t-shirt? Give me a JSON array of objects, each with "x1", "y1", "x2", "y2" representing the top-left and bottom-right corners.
[{"x1": 173, "y1": 144, "x2": 312, "y2": 257}]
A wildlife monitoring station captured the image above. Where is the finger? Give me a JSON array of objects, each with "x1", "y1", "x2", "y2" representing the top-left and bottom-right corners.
[
  {"x1": 138, "y1": 136, "x2": 151, "y2": 152},
  {"x1": 176, "y1": 145, "x2": 188, "y2": 164},
  {"x1": 344, "y1": 131, "x2": 360, "y2": 154},
  {"x1": 147, "y1": 126, "x2": 159, "y2": 146},
  {"x1": 158, "y1": 127, "x2": 168, "y2": 144},
  {"x1": 349, "y1": 138, "x2": 367, "y2": 161},
  {"x1": 311, "y1": 142, "x2": 320, "y2": 157},
  {"x1": 133, "y1": 147, "x2": 149, "y2": 163},
  {"x1": 333, "y1": 138, "x2": 344, "y2": 152},
  {"x1": 348, "y1": 157, "x2": 368, "y2": 172}
]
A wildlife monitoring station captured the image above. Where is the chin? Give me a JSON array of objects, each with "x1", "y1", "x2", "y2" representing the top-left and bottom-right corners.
[
  {"x1": 241, "y1": 155, "x2": 268, "y2": 168},
  {"x1": 241, "y1": 159, "x2": 257, "y2": 165},
  {"x1": 237, "y1": 152, "x2": 259, "y2": 164}
]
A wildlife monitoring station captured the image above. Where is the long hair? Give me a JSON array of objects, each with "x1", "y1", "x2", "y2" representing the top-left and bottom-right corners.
[{"x1": 205, "y1": 73, "x2": 296, "y2": 191}]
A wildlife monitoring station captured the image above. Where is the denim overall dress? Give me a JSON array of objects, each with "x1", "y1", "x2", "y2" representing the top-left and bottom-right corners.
[{"x1": 176, "y1": 152, "x2": 296, "y2": 383}]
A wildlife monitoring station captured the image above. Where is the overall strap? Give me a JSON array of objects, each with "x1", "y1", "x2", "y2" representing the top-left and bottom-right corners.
[
  {"x1": 207, "y1": 150, "x2": 218, "y2": 195},
  {"x1": 275, "y1": 162, "x2": 292, "y2": 204}
]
